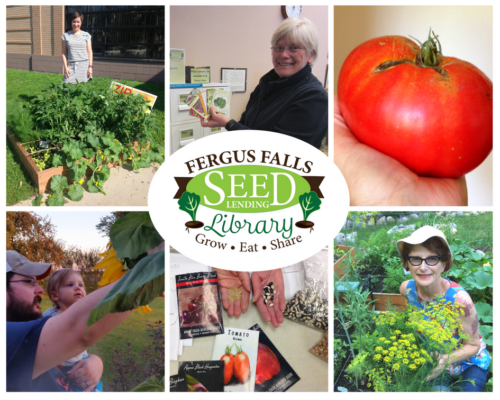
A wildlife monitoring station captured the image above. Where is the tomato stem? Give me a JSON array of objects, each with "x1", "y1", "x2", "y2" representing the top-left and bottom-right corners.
[{"x1": 410, "y1": 28, "x2": 443, "y2": 67}]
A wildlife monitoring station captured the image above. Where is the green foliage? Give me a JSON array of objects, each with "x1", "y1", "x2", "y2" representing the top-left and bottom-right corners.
[
  {"x1": 334, "y1": 338, "x2": 348, "y2": 379},
  {"x1": 381, "y1": 256, "x2": 407, "y2": 294},
  {"x1": 87, "y1": 251, "x2": 165, "y2": 328},
  {"x1": 298, "y1": 191, "x2": 321, "y2": 221},
  {"x1": 178, "y1": 192, "x2": 201, "y2": 221},
  {"x1": 32, "y1": 194, "x2": 44, "y2": 206},
  {"x1": 23, "y1": 81, "x2": 164, "y2": 205},
  {"x1": 130, "y1": 376, "x2": 164, "y2": 392},
  {"x1": 347, "y1": 211, "x2": 378, "y2": 228},
  {"x1": 6, "y1": 138, "x2": 38, "y2": 205},
  {"x1": 26, "y1": 145, "x2": 53, "y2": 170},
  {"x1": 110, "y1": 212, "x2": 164, "y2": 260}
]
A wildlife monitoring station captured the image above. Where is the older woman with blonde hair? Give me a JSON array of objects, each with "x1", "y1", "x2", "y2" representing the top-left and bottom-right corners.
[
  {"x1": 398, "y1": 226, "x2": 491, "y2": 391},
  {"x1": 202, "y1": 18, "x2": 327, "y2": 149}
]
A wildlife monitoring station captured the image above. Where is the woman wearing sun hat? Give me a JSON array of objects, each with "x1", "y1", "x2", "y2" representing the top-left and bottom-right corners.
[{"x1": 397, "y1": 226, "x2": 491, "y2": 391}]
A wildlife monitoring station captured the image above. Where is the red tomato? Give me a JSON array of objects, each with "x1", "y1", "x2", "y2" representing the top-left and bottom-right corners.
[
  {"x1": 220, "y1": 352, "x2": 234, "y2": 385},
  {"x1": 233, "y1": 344, "x2": 250, "y2": 383},
  {"x1": 255, "y1": 343, "x2": 281, "y2": 385},
  {"x1": 338, "y1": 33, "x2": 492, "y2": 178}
]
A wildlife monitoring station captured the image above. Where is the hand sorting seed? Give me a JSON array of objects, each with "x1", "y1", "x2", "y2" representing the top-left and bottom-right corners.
[{"x1": 262, "y1": 281, "x2": 277, "y2": 307}]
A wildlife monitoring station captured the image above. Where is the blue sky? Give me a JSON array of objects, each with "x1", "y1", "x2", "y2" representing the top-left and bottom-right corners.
[{"x1": 33, "y1": 211, "x2": 111, "y2": 252}]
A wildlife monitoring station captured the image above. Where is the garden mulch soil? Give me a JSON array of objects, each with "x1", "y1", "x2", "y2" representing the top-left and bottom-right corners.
[{"x1": 15, "y1": 164, "x2": 159, "y2": 206}]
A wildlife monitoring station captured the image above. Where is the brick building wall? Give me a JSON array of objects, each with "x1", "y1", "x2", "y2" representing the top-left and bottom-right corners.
[{"x1": 6, "y1": 5, "x2": 164, "y2": 83}]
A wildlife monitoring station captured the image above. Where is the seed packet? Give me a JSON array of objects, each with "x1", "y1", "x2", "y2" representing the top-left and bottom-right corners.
[
  {"x1": 187, "y1": 95, "x2": 206, "y2": 119},
  {"x1": 206, "y1": 88, "x2": 215, "y2": 111},
  {"x1": 169, "y1": 373, "x2": 188, "y2": 392},
  {"x1": 178, "y1": 361, "x2": 225, "y2": 392},
  {"x1": 248, "y1": 324, "x2": 300, "y2": 392},
  {"x1": 212, "y1": 90, "x2": 231, "y2": 115},
  {"x1": 176, "y1": 271, "x2": 224, "y2": 339},
  {"x1": 211, "y1": 327, "x2": 259, "y2": 392}
]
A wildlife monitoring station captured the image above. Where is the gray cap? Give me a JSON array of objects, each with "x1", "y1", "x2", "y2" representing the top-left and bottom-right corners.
[
  {"x1": 396, "y1": 225, "x2": 451, "y2": 257},
  {"x1": 6, "y1": 250, "x2": 52, "y2": 279}
]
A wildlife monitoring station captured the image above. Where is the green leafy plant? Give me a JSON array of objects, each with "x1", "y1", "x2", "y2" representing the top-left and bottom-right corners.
[
  {"x1": 27, "y1": 82, "x2": 164, "y2": 206},
  {"x1": 299, "y1": 191, "x2": 321, "y2": 220}
]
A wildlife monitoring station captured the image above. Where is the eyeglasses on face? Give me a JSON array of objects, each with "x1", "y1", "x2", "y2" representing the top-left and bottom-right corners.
[
  {"x1": 10, "y1": 278, "x2": 37, "y2": 286},
  {"x1": 271, "y1": 45, "x2": 305, "y2": 54},
  {"x1": 407, "y1": 256, "x2": 441, "y2": 266}
]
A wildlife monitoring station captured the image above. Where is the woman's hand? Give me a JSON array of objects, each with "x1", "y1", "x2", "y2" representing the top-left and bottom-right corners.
[
  {"x1": 64, "y1": 68, "x2": 71, "y2": 79},
  {"x1": 67, "y1": 354, "x2": 103, "y2": 392},
  {"x1": 251, "y1": 269, "x2": 286, "y2": 328},
  {"x1": 426, "y1": 354, "x2": 450, "y2": 381},
  {"x1": 334, "y1": 96, "x2": 468, "y2": 206},
  {"x1": 87, "y1": 67, "x2": 93, "y2": 78},
  {"x1": 213, "y1": 268, "x2": 251, "y2": 317},
  {"x1": 200, "y1": 106, "x2": 230, "y2": 128}
]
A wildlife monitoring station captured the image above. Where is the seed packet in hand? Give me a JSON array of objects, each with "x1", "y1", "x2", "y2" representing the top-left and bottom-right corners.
[
  {"x1": 170, "y1": 373, "x2": 188, "y2": 392},
  {"x1": 176, "y1": 271, "x2": 224, "y2": 339},
  {"x1": 248, "y1": 324, "x2": 300, "y2": 392},
  {"x1": 212, "y1": 90, "x2": 231, "y2": 115},
  {"x1": 211, "y1": 327, "x2": 259, "y2": 392},
  {"x1": 179, "y1": 361, "x2": 225, "y2": 392},
  {"x1": 187, "y1": 95, "x2": 206, "y2": 119}
]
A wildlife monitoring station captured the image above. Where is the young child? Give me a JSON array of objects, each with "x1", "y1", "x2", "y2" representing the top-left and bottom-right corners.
[{"x1": 43, "y1": 269, "x2": 103, "y2": 392}]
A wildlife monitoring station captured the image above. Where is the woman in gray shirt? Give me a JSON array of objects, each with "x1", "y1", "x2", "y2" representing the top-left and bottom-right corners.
[{"x1": 62, "y1": 11, "x2": 93, "y2": 84}]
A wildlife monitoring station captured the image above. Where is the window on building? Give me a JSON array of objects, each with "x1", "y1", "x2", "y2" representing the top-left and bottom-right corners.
[{"x1": 66, "y1": 6, "x2": 164, "y2": 61}]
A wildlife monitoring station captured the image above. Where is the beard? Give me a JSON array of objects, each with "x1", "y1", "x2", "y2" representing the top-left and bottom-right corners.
[{"x1": 7, "y1": 294, "x2": 43, "y2": 322}]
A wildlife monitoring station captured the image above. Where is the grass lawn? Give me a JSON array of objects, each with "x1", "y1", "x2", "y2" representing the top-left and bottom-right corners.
[
  {"x1": 6, "y1": 137, "x2": 38, "y2": 205},
  {"x1": 40, "y1": 296, "x2": 165, "y2": 390},
  {"x1": 6, "y1": 69, "x2": 165, "y2": 205}
]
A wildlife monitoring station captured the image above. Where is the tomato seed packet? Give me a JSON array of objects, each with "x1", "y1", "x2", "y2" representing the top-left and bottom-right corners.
[
  {"x1": 248, "y1": 324, "x2": 301, "y2": 392},
  {"x1": 178, "y1": 361, "x2": 225, "y2": 392},
  {"x1": 211, "y1": 327, "x2": 259, "y2": 392},
  {"x1": 176, "y1": 271, "x2": 224, "y2": 339}
]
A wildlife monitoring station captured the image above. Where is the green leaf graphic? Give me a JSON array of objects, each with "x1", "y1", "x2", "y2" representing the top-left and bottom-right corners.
[
  {"x1": 178, "y1": 191, "x2": 200, "y2": 221},
  {"x1": 298, "y1": 191, "x2": 321, "y2": 221}
]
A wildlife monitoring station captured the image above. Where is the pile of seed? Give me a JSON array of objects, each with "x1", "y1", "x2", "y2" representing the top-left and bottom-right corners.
[
  {"x1": 227, "y1": 286, "x2": 242, "y2": 302},
  {"x1": 262, "y1": 281, "x2": 276, "y2": 306},
  {"x1": 283, "y1": 286, "x2": 328, "y2": 331},
  {"x1": 310, "y1": 332, "x2": 328, "y2": 361}
]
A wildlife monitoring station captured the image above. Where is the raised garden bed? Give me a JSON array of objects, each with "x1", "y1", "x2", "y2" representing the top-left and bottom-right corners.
[
  {"x1": 7, "y1": 128, "x2": 143, "y2": 194},
  {"x1": 334, "y1": 245, "x2": 356, "y2": 278}
]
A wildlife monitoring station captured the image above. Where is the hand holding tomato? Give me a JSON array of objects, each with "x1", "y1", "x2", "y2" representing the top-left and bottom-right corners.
[
  {"x1": 251, "y1": 269, "x2": 286, "y2": 328},
  {"x1": 214, "y1": 268, "x2": 251, "y2": 317},
  {"x1": 334, "y1": 96, "x2": 468, "y2": 206},
  {"x1": 337, "y1": 31, "x2": 492, "y2": 180}
]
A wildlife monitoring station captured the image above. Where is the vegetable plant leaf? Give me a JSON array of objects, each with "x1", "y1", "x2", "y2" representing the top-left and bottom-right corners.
[
  {"x1": 298, "y1": 191, "x2": 322, "y2": 221},
  {"x1": 110, "y1": 212, "x2": 164, "y2": 259},
  {"x1": 50, "y1": 175, "x2": 68, "y2": 193},
  {"x1": 478, "y1": 324, "x2": 492, "y2": 347},
  {"x1": 86, "y1": 251, "x2": 164, "y2": 328},
  {"x1": 52, "y1": 152, "x2": 65, "y2": 168},
  {"x1": 130, "y1": 376, "x2": 165, "y2": 392},
  {"x1": 460, "y1": 271, "x2": 493, "y2": 291},
  {"x1": 178, "y1": 192, "x2": 200, "y2": 221},
  {"x1": 68, "y1": 183, "x2": 84, "y2": 202},
  {"x1": 475, "y1": 302, "x2": 493, "y2": 324},
  {"x1": 46, "y1": 192, "x2": 65, "y2": 206},
  {"x1": 84, "y1": 148, "x2": 95, "y2": 159},
  {"x1": 32, "y1": 195, "x2": 44, "y2": 206},
  {"x1": 87, "y1": 175, "x2": 100, "y2": 193}
]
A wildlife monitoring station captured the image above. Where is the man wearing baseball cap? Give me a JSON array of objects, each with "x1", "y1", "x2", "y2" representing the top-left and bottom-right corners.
[{"x1": 7, "y1": 250, "x2": 132, "y2": 391}]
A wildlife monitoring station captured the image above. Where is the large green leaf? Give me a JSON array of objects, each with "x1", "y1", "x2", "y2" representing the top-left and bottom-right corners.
[
  {"x1": 86, "y1": 251, "x2": 164, "y2": 328},
  {"x1": 32, "y1": 194, "x2": 44, "y2": 206},
  {"x1": 110, "y1": 212, "x2": 164, "y2": 259},
  {"x1": 50, "y1": 175, "x2": 68, "y2": 193},
  {"x1": 460, "y1": 271, "x2": 493, "y2": 291},
  {"x1": 46, "y1": 192, "x2": 65, "y2": 206},
  {"x1": 130, "y1": 376, "x2": 164, "y2": 392},
  {"x1": 68, "y1": 183, "x2": 84, "y2": 201},
  {"x1": 475, "y1": 302, "x2": 493, "y2": 324},
  {"x1": 479, "y1": 324, "x2": 493, "y2": 347}
]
